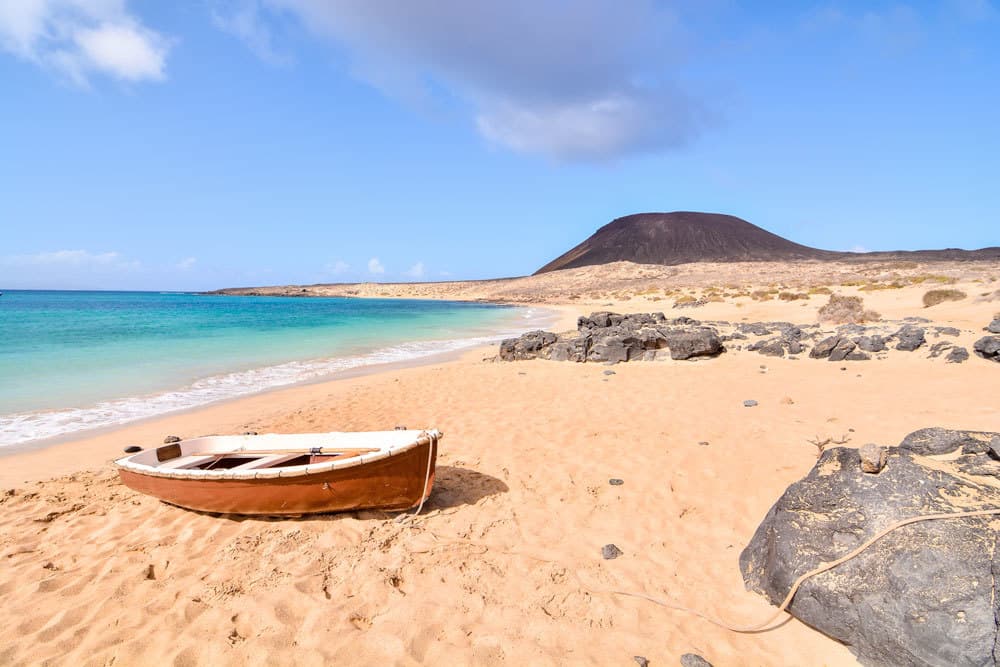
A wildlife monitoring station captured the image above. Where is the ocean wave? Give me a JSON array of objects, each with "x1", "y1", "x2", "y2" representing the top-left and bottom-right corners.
[{"x1": 0, "y1": 311, "x2": 556, "y2": 448}]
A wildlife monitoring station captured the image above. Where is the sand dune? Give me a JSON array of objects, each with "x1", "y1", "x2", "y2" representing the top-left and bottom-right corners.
[{"x1": 2, "y1": 280, "x2": 999, "y2": 665}]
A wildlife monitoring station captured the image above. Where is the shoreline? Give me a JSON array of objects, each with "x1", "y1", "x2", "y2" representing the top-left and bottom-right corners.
[
  {"x1": 0, "y1": 303, "x2": 569, "y2": 457},
  {"x1": 0, "y1": 304, "x2": 576, "y2": 484}
]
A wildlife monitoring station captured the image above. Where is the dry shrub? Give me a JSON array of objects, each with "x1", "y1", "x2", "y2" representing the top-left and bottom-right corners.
[
  {"x1": 779, "y1": 291, "x2": 809, "y2": 301},
  {"x1": 817, "y1": 294, "x2": 881, "y2": 324},
  {"x1": 922, "y1": 288, "x2": 967, "y2": 308},
  {"x1": 809, "y1": 286, "x2": 833, "y2": 296},
  {"x1": 911, "y1": 274, "x2": 956, "y2": 285},
  {"x1": 751, "y1": 289, "x2": 775, "y2": 301},
  {"x1": 674, "y1": 295, "x2": 697, "y2": 305},
  {"x1": 860, "y1": 281, "x2": 905, "y2": 291}
]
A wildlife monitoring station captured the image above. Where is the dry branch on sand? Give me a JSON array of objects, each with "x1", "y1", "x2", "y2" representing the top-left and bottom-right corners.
[{"x1": 807, "y1": 434, "x2": 851, "y2": 457}]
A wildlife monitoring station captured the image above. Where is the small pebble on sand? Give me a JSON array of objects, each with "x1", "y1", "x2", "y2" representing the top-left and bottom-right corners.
[{"x1": 602, "y1": 544, "x2": 623, "y2": 560}]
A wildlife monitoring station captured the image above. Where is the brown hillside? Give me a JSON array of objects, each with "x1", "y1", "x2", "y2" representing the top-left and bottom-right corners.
[{"x1": 534, "y1": 211, "x2": 999, "y2": 274}]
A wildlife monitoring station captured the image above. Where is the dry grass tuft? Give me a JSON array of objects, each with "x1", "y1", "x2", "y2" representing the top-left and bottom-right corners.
[
  {"x1": 922, "y1": 288, "x2": 967, "y2": 308},
  {"x1": 778, "y1": 291, "x2": 809, "y2": 301},
  {"x1": 911, "y1": 274, "x2": 957, "y2": 285},
  {"x1": 817, "y1": 294, "x2": 881, "y2": 324}
]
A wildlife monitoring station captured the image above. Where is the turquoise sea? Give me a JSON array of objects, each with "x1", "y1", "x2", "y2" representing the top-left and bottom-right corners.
[{"x1": 0, "y1": 291, "x2": 548, "y2": 446}]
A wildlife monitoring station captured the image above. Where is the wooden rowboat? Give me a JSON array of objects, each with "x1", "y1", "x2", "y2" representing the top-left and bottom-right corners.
[{"x1": 115, "y1": 429, "x2": 441, "y2": 515}]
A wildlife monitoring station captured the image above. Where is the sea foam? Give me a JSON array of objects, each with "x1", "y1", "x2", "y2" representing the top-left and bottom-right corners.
[{"x1": 0, "y1": 309, "x2": 555, "y2": 448}]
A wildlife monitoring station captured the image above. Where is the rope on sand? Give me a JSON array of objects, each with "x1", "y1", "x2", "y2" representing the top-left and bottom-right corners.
[{"x1": 395, "y1": 431, "x2": 437, "y2": 524}]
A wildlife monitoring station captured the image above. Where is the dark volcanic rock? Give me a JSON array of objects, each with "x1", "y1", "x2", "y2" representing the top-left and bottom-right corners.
[
  {"x1": 502, "y1": 313, "x2": 724, "y2": 364},
  {"x1": 899, "y1": 427, "x2": 997, "y2": 456},
  {"x1": 810, "y1": 335, "x2": 842, "y2": 359},
  {"x1": 988, "y1": 318, "x2": 1000, "y2": 334},
  {"x1": 602, "y1": 544, "x2": 623, "y2": 560},
  {"x1": 894, "y1": 325, "x2": 926, "y2": 352},
  {"x1": 751, "y1": 339, "x2": 786, "y2": 357},
  {"x1": 739, "y1": 322, "x2": 773, "y2": 337},
  {"x1": 935, "y1": 327, "x2": 961, "y2": 337},
  {"x1": 741, "y1": 428, "x2": 1000, "y2": 667},
  {"x1": 828, "y1": 338, "x2": 858, "y2": 362},
  {"x1": 856, "y1": 335, "x2": 887, "y2": 353},
  {"x1": 661, "y1": 329, "x2": 723, "y2": 360},
  {"x1": 499, "y1": 330, "x2": 558, "y2": 361},
  {"x1": 680, "y1": 654, "x2": 713, "y2": 667},
  {"x1": 926, "y1": 341, "x2": 953, "y2": 359},
  {"x1": 946, "y1": 347, "x2": 969, "y2": 363},
  {"x1": 548, "y1": 334, "x2": 591, "y2": 362},
  {"x1": 974, "y1": 336, "x2": 1000, "y2": 362},
  {"x1": 588, "y1": 336, "x2": 629, "y2": 364}
]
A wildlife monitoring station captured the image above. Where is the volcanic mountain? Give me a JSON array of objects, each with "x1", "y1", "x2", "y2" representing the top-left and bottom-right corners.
[{"x1": 534, "y1": 211, "x2": 999, "y2": 274}]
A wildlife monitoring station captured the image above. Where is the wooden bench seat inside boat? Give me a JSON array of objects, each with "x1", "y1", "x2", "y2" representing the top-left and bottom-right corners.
[{"x1": 157, "y1": 449, "x2": 382, "y2": 471}]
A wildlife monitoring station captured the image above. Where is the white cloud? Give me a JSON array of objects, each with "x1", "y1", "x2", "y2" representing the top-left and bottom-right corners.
[
  {"x1": 176, "y1": 256, "x2": 197, "y2": 270},
  {"x1": 324, "y1": 259, "x2": 350, "y2": 275},
  {"x1": 212, "y1": 0, "x2": 292, "y2": 66},
  {"x1": 403, "y1": 261, "x2": 425, "y2": 279},
  {"x1": 367, "y1": 257, "x2": 385, "y2": 274},
  {"x1": 0, "y1": 1, "x2": 170, "y2": 85},
  {"x1": 231, "y1": 0, "x2": 705, "y2": 161},
  {"x1": 849, "y1": 245, "x2": 870, "y2": 254}
]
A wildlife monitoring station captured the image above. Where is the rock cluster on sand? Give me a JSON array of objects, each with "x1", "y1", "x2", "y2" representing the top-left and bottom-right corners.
[
  {"x1": 499, "y1": 312, "x2": 723, "y2": 363},
  {"x1": 974, "y1": 335, "x2": 1000, "y2": 362},
  {"x1": 740, "y1": 427, "x2": 1000, "y2": 667},
  {"x1": 499, "y1": 313, "x2": 994, "y2": 365}
]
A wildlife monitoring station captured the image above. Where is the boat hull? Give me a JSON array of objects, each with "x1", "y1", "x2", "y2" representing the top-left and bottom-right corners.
[{"x1": 118, "y1": 438, "x2": 437, "y2": 515}]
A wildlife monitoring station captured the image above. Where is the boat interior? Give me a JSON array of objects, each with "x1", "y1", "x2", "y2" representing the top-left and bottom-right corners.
[
  {"x1": 154, "y1": 446, "x2": 380, "y2": 472},
  {"x1": 116, "y1": 430, "x2": 440, "y2": 478}
]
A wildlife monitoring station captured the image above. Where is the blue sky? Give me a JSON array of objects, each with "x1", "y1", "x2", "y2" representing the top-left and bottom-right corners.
[{"x1": 1, "y1": 1, "x2": 998, "y2": 290}]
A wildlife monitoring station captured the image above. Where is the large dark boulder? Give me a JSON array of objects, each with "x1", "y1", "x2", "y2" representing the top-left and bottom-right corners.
[
  {"x1": 894, "y1": 325, "x2": 926, "y2": 352},
  {"x1": 587, "y1": 335, "x2": 630, "y2": 364},
  {"x1": 857, "y1": 335, "x2": 887, "y2": 353},
  {"x1": 548, "y1": 334, "x2": 592, "y2": 362},
  {"x1": 661, "y1": 328, "x2": 723, "y2": 360},
  {"x1": 987, "y1": 318, "x2": 1000, "y2": 334},
  {"x1": 974, "y1": 336, "x2": 1000, "y2": 362},
  {"x1": 810, "y1": 335, "x2": 842, "y2": 359},
  {"x1": 828, "y1": 337, "x2": 858, "y2": 362},
  {"x1": 740, "y1": 428, "x2": 1000, "y2": 666},
  {"x1": 500, "y1": 313, "x2": 724, "y2": 364},
  {"x1": 498, "y1": 330, "x2": 557, "y2": 361}
]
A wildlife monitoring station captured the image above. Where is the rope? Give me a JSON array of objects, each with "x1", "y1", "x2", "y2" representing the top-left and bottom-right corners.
[{"x1": 396, "y1": 431, "x2": 436, "y2": 524}]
